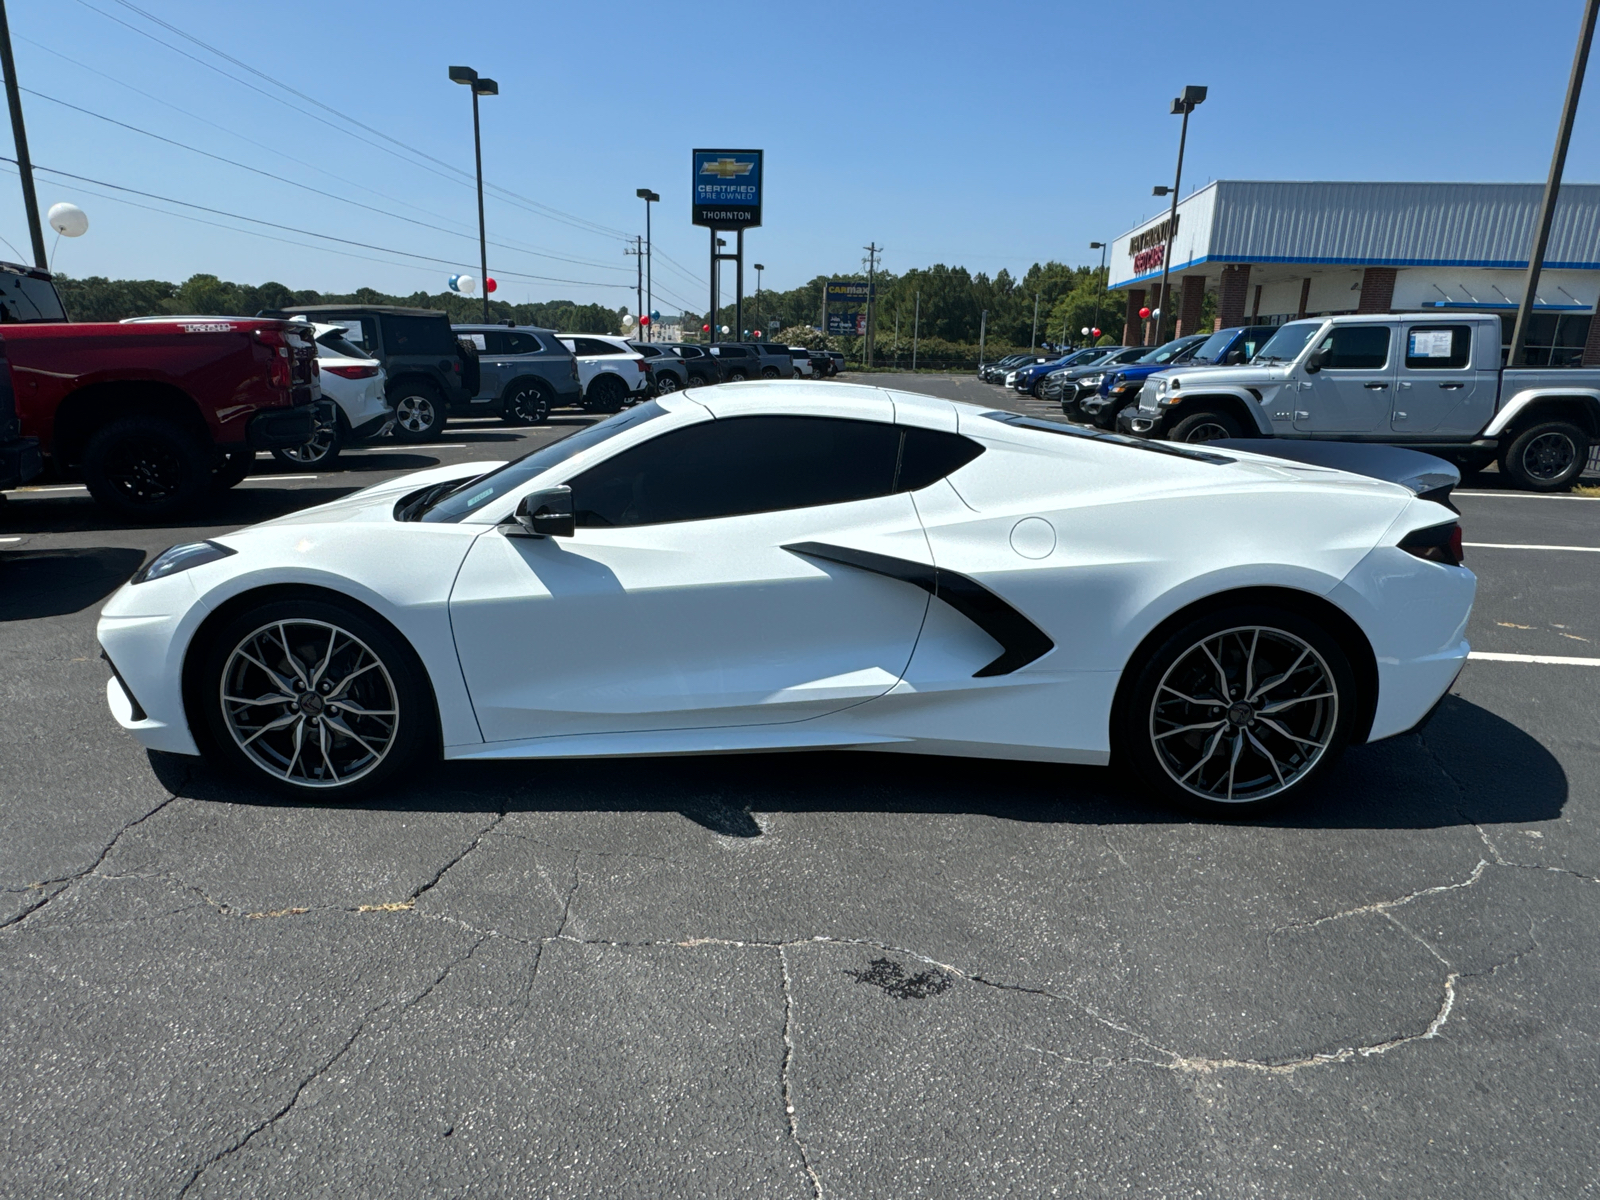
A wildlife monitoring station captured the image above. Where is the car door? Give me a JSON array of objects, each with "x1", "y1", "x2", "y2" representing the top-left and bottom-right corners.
[
  {"x1": 1296, "y1": 322, "x2": 1397, "y2": 434},
  {"x1": 448, "y1": 408, "x2": 934, "y2": 741},
  {"x1": 465, "y1": 330, "x2": 507, "y2": 400},
  {"x1": 1390, "y1": 322, "x2": 1494, "y2": 435}
]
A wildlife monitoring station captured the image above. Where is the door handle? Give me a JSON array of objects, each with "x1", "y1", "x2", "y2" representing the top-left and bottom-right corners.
[
  {"x1": 1294, "y1": 411, "x2": 1310, "y2": 419},
  {"x1": 1438, "y1": 382, "x2": 1464, "y2": 390},
  {"x1": 1397, "y1": 381, "x2": 1412, "y2": 389},
  {"x1": 1363, "y1": 382, "x2": 1388, "y2": 389}
]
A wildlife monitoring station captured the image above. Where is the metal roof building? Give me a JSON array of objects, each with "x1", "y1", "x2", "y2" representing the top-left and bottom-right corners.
[{"x1": 1109, "y1": 181, "x2": 1600, "y2": 365}]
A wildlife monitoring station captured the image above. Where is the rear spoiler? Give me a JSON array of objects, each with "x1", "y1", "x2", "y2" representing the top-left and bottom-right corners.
[{"x1": 1206, "y1": 440, "x2": 1460, "y2": 508}]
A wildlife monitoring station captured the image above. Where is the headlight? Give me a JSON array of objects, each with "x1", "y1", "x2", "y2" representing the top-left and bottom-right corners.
[
  {"x1": 131, "y1": 540, "x2": 236, "y2": 584},
  {"x1": 1079, "y1": 373, "x2": 1103, "y2": 387}
]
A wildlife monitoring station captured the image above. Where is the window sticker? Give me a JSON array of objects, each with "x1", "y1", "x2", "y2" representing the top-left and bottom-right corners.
[
  {"x1": 466, "y1": 333, "x2": 487, "y2": 350},
  {"x1": 1410, "y1": 329, "x2": 1453, "y2": 359}
]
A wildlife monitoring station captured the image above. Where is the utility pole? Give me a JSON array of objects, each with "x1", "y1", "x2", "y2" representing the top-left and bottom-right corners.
[
  {"x1": 1090, "y1": 241, "x2": 1107, "y2": 344},
  {"x1": 863, "y1": 242, "x2": 880, "y2": 367},
  {"x1": 0, "y1": 0, "x2": 45, "y2": 268},
  {"x1": 735, "y1": 229, "x2": 745, "y2": 339},
  {"x1": 1152, "y1": 85, "x2": 1206, "y2": 345},
  {"x1": 978, "y1": 309, "x2": 988, "y2": 369},
  {"x1": 636, "y1": 188, "x2": 658, "y2": 341},
  {"x1": 1030, "y1": 291, "x2": 1041, "y2": 350},
  {"x1": 631, "y1": 235, "x2": 644, "y2": 333},
  {"x1": 912, "y1": 290, "x2": 920, "y2": 372},
  {"x1": 1510, "y1": 0, "x2": 1600, "y2": 367}
]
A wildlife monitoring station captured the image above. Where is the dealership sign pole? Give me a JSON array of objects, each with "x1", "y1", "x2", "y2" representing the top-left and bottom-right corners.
[
  {"x1": 693, "y1": 150, "x2": 762, "y2": 345},
  {"x1": 1153, "y1": 86, "x2": 1205, "y2": 345},
  {"x1": 1509, "y1": 0, "x2": 1599, "y2": 368}
]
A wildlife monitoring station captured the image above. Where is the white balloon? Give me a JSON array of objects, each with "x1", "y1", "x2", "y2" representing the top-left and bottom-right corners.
[
  {"x1": 1080, "y1": 326, "x2": 1090, "y2": 336},
  {"x1": 720, "y1": 325, "x2": 730, "y2": 334},
  {"x1": 621, "y1": 313, "x2": 635, "y2": 327},
  {"x1": 48, "y1": 202, "x2": 88, "y2": 237},
  {"x1": 456, "y1": 274, "x2": 478, "y2": 295}
]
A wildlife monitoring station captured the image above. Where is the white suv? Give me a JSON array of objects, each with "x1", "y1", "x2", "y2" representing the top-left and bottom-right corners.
[{"x1": 559, "y1": 334, "x2": 653, "y2": 412}]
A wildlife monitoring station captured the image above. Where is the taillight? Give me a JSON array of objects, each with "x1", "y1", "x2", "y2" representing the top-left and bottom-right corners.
[
  {"x1": 635, "y1": 359, "x2": 648, "y2": 372},
  {"x1": 323, "y1": 364, "x2": 380, "y2": 380},
  {"x1": 1398, "y1": 522, "x2": 1464, "y2": 566}
]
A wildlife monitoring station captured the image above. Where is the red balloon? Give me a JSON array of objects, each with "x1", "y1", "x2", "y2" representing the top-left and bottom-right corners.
[
  {"x1": 1138, "y1": 307, "x2": 1151, "y2": 319},
  {"x1": 702, "y1": 323, "x2": 711, "y2": 332},
  {"x1": 639, "y1": 315, "x2": 650, "y2": 326},
  {"x1": 752, "y1": 330, "x2": 761, "y2": 338},
  {"x1": 484, "y1": 277, "x2": 497, "y2": 293},
  {"x1": 1091, "y1": 327, "x2": 1102, "y2": 337}
]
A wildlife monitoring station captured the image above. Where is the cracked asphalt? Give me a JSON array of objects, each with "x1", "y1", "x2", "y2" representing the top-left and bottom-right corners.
[{"x1": 3, "y1": 377, "x2": 1599, "y2": 1198}]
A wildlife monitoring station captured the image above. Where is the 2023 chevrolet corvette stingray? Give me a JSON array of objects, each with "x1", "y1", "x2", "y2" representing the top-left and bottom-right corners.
[{"x1": 98, "y1": 383, "x2": 1475, "y2": 813}]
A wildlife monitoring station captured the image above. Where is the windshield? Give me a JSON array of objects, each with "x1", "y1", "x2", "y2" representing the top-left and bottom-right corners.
[
  {"x1": 1064, "y1": 348, "x2": 1108, "y2": 366},
  {"x1": 1253, "y1": 321, "x2": 1321, "y2": 363},
  {"x1": 1190, "y1": 330, "x2": 1236, "y2": 362},
  {"x1": 417, "y1": 401, "x2": 668, "y2": 522},
  {"x1": 1136, "y1": 336, "x2": 1203, "y2": 365},
  {"x1": 316, "y1": 329, "x2": 368, "y2": 359},
  {"x1": 0, "y1": 271, "x2": 67, "y2": 322}
]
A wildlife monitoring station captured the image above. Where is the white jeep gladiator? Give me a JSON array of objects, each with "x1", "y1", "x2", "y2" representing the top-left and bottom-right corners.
[{"x1": 1119, "y1": 312, "x2": 1599, "y2": 491}]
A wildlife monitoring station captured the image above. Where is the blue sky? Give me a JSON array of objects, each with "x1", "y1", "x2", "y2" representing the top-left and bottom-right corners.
[{"x1": 4, "y1": 0, "x2": 1599, "y2": 313}]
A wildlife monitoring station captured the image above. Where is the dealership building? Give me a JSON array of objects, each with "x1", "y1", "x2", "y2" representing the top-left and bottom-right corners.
[{"x1": 1108, "y1": 180, "x2": 1600, "y2": 366}]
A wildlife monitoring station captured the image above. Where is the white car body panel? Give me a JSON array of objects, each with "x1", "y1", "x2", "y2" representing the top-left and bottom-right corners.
[
  {"x1": 97, "y1": 383, "x2": 1475, "y2": 778},
  {"x1": 310, "y1": 322, "x2": 390, "y2": 432},
  {"x1": 559, "y1": 334, "x2": 651, "y2": 400}
]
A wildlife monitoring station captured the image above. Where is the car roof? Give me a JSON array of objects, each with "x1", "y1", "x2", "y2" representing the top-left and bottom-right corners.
[
  {"x1": 270, "y1": 304, "x2": 447, "y2": 318},
  {"x1": 453, "y1": 322, "x2": 559, "y2": 334}
]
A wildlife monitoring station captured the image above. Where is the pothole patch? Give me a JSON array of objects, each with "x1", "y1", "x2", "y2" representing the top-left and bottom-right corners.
[{"x1": 846, "y1": 956, "x2": 953, "y2": 1000}]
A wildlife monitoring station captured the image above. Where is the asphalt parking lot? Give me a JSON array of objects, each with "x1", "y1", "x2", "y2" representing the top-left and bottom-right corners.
[{"x1": 3, "y1": 376, "x2": 1598, "y2": 1198}]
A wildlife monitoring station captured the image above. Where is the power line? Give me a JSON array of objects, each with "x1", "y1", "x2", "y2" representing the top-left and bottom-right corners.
[
  {"x1": 75, "y1": 0, "x2": 636, "y2": 244},
  {"x1": 0, "y1": 156, "x2": 631, "y2": 289},
  {"x1": 11, "y1": 81, "x2": 633, "y2": 276}
]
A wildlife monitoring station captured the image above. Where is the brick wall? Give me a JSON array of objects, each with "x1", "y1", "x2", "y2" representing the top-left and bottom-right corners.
[
  {"x1": 1356, "y1": 267, "x2": 1397, "y2": 314},
  {"x1": 1218, "y1": 264, "x2": 1251, "y2": 328},
  {"x1": 1582, "y1": 308, "x2": 1600, "y2": 367},
  {"x1": 1122, "y1": 288, "x2": 1146, "y2": 346},
  {"x1": 1176, "y1": 275, "x2": 1206, "y2": 336}
]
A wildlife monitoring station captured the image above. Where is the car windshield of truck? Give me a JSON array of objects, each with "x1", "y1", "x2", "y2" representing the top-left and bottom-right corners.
[
  {"x1": 413, "y1": 401, "x2": 668, "y2": 522},
  {"x1": 1190, "y1": 329, "x2": 1238, "y2": 362},
  {"x1": 1252, "y1": 321, "x2": 1321, "y2": 363},
  {"x1": 0, "y1": 272, "x2": 66, "y2": 322}
]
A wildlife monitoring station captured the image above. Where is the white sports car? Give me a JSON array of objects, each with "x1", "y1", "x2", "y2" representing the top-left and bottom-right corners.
[{"x1": 97, "y1": 384, "x2": 1475, "y2": 813}]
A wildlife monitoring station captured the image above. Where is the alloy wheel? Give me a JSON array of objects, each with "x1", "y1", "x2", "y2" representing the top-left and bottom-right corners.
[
  {"x1": 1520, "y1": 431, "x2": 1577, "y2": 482},
  {"x1": 280, "y1": 415, "x2": 338, "y2": 464},
  {"x1": 1182, "y1": 421, "x2": 1232, "y2": 443},
  {"x1": 1149, "y1": 626, "x2": 1338, "y2": 804},
  {"x1": 656, "y1": 374, "x2": 680, "y2": 393},
  {"x1": 395, "y1": 395, "x2": 436, "y2": 434},
  {"x1": 220, "y1": 619, "x2": 399, "y2": 788},
  {"x1": 105, "y1": 436, "x2": 186, "y2": 503}
]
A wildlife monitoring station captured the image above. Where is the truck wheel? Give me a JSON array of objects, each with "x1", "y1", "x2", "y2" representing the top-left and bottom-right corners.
[
  {"x1": 587, "y1": 375, "x2": 626, "y2": 413},
  {"x1": 1500, "y1": 420, "x2": 1589, "y2": 492},
  {"x1": 1168, "y1": 409, "x2": 1243, "y2": 443},
  {"x1": 81, "y1": 416, "x2": 211, "y2": 521},
  {"x1": 500, "y1": 382, "x2": 551, "y2": 426},
  {"x1": 390, "y1": 382, "x2": 448, "y2": 443},
  {"x1": 212, "y1": 450, "x2": 253, "y2": 491}
]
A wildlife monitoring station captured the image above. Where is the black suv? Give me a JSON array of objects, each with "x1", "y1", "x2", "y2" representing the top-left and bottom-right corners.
[
  {"x1": 629, "y1": 342, "x2": 689, "y2": 393},
  {"x1": 265, "y1": 305, "x2": 479, "y2": 442},
  {"x1": 455, "y1": 324, "x2": 580, "y2": 424},
  {"x1": 658, "y1": 343, "x2": 723, "y2": 387},
  {"x1": 711, "y1": 342, "x2": 794, "y2": 380}
]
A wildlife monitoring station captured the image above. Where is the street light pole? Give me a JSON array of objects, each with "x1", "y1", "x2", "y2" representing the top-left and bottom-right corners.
[
  {"x1": 0, "y1": 0, "x2": 47, "y2": 269},
  {"x1": 449, "y1": 65, "x2": 498, "y2": 322},
  {"x1": 636, "y1": 188, "x2": 658, "y2": 341},
  {"x1": 1152, "y1": 85, "x2": 1206, "y2": 345},
  {"x1": 1509, "y1": 0, "x2": 1600, "y2": 367},
  {"x1": 1090, "y1": 241, "x2": 1107, "y2": 345},
  {"x1": 753, "y1": 263, "x2": 764, "y2": 338}
]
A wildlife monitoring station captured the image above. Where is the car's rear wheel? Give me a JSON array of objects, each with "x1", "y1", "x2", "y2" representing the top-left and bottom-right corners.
[
  {"x1": 81, "y1": 416, "x2": 212, "y2": 522},
  {"x1": 1116, "y1": 605, "x2": 1357, "y2": 816},
  {"x1": 1499, "y1": 420, "x2": 1588, "y2": 492},
  {"x1": 390, "y1": 381, "x2": 448, "y2": 443},
  {"x1": 727, "y1": 369, "x2": 748, "y2": 382},
  {"x1": 655, "y1": 373, "x2": 680, "y2": 394},
  {"x1": 273, "y1": 408, "x2": 341, "y2": 468},
  {"x1": 760, "y1": 366, "x2": 779, "y2": 379},
  {"x1": 587, "y1": 374, "x2": 627, "y2": 413},
  {"x1": 1167, "y1": 409, "x2": 1243, "y2": 443},
  {"x1": 198, "y1": 597, "x2": 435, "y2": 798},
  {"x1": 500, "y1": 381, "x2": 551, "y2": 426}
]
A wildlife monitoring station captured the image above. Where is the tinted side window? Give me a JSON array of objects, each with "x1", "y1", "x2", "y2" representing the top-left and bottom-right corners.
[
  {"x1": 474, "y1": 331, "x2": 508, "y2": 354},
  {"x1": 570, "y1": 416, "x2": 902, "y2": 527},
  {"x1": 896, "y1": 428, "x2": 985, "y2": 491},
  {"x1": 500, "y1": 333, "x2": 540, "y2": 354},
  {"x1": 382, "y1": 315, "x2": 456, "y2": 355},
  {"x1": 1319, "y1": 326, "x2": 1391, "y2": 370},
  {"x1": 1404, "y1": 325, "x2": 1471, "y2": 369}
]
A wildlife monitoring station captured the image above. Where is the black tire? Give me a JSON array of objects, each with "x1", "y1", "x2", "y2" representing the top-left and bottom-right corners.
[
  {"x1": 760, "y1": 366, "x2": 779, "y2": 379},
  {"x1": 685, "y1": 371, "x2": 707, "y2": 388},
  {"x1": 1499, "y1": 420, "x2": 1589, "y2": 492},
  {"x1": 389, "y1": 380, "x2": 448, "y2": 443},
  {"x1": 1167, "y1": 409, "x2": 1244, "y2": 443},
  {"x1": 272, "y1": 408, "x2": 342, "y2": 468},
  {"x1": 587, "y1": 375, "x2": 627, "y2": 413},
  {"x1": 727, "y1": 369, "x2": 749, "y2": 383},
  {"x1": 212, "y1": 449, "x2": 253, "y2": 491},
  {"x1": 81, "y1": 416, "x2": 212, "y2": 522},
  {"x1": 655, "y1": 373, "x2": 681, "y2": 394},
  {"x1": 1114, "y1": 604, "x2": 1358, "y2": 817},
  {"x1": 196, "y1": 595, "x2": 436, "y2": 799},
  {"x1": 500, "y1": 381, "x2": 552, "y2": 426}
]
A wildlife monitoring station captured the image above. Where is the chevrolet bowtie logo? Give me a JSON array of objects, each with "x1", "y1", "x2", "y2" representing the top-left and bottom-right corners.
[{"x1": 701, "y1": 158, "x2": 753, "y2": 179}]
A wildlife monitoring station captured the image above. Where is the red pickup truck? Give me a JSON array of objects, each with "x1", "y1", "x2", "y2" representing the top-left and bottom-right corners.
[{"x1": 0, "y1": 263, "x2": 322, "y2": 521}]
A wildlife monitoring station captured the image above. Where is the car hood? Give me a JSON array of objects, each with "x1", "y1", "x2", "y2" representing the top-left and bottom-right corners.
[
  {"x1": 1138, "y1": 362, "x2": 1295, "y2": 411},
  {"x1": 249, "y1": 460, "x2": 507, "y2": 529}
]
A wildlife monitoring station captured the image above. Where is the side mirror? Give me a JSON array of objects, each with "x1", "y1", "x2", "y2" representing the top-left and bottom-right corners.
[
  {"x1": 1304, "y1": 347, "x2": 1329, "y2": 374},
  {"x1": 1225, "y1": 349, "x2": 1245, "y2": 364},
  {"x1": 510, "y1": 486, "x2": 575, "y2": 538}
]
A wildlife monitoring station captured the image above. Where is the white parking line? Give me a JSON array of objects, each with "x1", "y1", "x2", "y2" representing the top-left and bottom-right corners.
[
  {"x1": 1455, "y1": 490, "x2": 1600, "y2": 500},
  {"x1": 1470, "y1": 651, "x2": 1600, "y2": 666},
  {"x1": 7, "y1": 484, "x2": 88, "y2": 493},
  {"x1": 242, "y1": 474, "x2": 318, "y2": 482},
  {"x1": 1464, "y1": 542, "x2": 1600, "y2": 552},
  {"x1": 0, "y1": 535, "x2": 21, "y2": 543}
]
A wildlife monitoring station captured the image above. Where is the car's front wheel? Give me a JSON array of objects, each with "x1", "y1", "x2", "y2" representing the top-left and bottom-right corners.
[
  {"x1": 198, "y1": 597, "x2": 435, "y2": 797},
  {"x1": 1167, "y1": 409, "x2": 1243, "y2": 443},
  {"x1": 1116, "y1": 606, "x2": 1357, "y2": 815}
]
